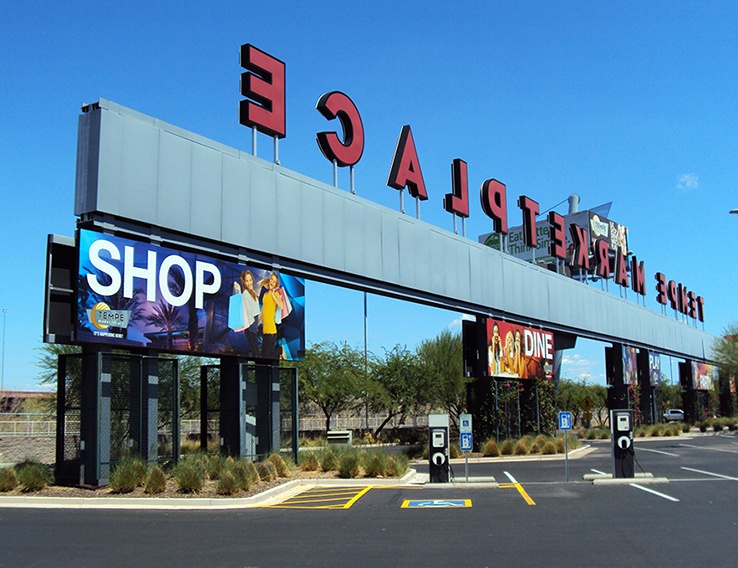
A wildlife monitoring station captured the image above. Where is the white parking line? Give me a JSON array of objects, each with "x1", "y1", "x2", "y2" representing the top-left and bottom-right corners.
[
  {"x1": 681, "y1": 467, "x2": 738, "y2": 481},
  {"x1": 629, "y1": 483, "x2": 680, "y2": 502},
  {"x1": 590, "y1": 469, "x2": 607, "y2": 476},
  {"x1": 503, "y1": 471, "x2": 518, "y2": 484},
  {"x1": 638, "y1": 447, "x2": 679, "y2": 457},
  {"x1": 679, "y1": 444, "x2": 738, "y2": 454}
]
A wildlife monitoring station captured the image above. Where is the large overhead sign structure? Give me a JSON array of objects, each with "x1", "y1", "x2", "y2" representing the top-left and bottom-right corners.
[{"x1": 66, "y1": 42, "x2": 715, "y2": 363}]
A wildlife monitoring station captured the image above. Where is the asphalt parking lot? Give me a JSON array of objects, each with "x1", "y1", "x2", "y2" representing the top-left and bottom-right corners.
[{"x1": 1, "y1": 433, "x2": 736, "y2": 567}]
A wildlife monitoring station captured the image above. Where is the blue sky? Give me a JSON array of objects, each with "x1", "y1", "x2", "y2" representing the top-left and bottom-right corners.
[{"x1": 2, "y1": 2, "x2": 737, "y2": 391}]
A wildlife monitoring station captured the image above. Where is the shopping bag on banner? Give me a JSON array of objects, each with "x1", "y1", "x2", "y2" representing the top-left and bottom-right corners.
[
  {"x1": 228, "y1": 293, "x2": 247, "y2": 331},
  {"x1": 279, "y1": 288, "x2": 293, "y2": 320}
]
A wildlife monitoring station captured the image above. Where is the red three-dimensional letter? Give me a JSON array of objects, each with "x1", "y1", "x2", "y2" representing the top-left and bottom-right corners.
[
  {"x1": 548, "y1": 212, "x2": 566, "y2": 260},
  {"x1": 480, "y1": 179, "x2": 508, "y2": 234},
  {"x1": 518, "y1": 196, "x2": 539, "y2": 248},
  {"x1": 387, "y1": 125, "x2": 428, "y2": 200},
  {"x1": 569, "y1": 224, "x2": 590, "y2": 270},
  {"x1": 239, "y1": 44, "x2": 286, "y2": 138},
  {"x1": 444, "y1": 159, "x2": 470, "y2": 217},
  {"x1": 315, "y1": 91, "x2": 364, "y2": 167}
]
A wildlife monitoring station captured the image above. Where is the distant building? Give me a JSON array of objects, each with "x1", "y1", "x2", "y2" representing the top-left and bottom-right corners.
[{"x1": 0, "y1": 390, "x2": 54, "y2": 413}]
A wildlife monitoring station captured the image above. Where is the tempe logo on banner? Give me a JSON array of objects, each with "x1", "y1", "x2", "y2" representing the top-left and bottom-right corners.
[
  {"x1": 485, "y1": 318, "x2": 553, "y2": 380},
  {"x1": 76, "y1": 229, "x2": 305, "y2": 360}
]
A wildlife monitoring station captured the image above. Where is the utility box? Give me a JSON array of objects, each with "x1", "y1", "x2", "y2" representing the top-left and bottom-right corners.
[
  {"x1": 610, "y1": 409, "x2": 635, "y2": 478},
  {"x1": 428, "y1": 413, "x2": 450, "y2": 483}
]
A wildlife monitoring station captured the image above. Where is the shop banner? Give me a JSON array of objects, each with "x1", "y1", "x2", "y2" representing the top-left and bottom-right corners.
[{"x1": 76, "y1": 229, "x2": 305, "y2": 360}]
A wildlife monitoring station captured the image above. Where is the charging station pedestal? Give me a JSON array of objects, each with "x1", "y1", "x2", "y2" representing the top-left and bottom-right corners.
[
  {"x1": 610, "y1": 409, "x2": 634, "y2": 478},
  {"x1": 428, "y1": 413, "x2": 450, "y2": 483}
]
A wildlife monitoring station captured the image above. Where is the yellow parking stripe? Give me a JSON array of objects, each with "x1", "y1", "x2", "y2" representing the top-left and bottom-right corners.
[
  {"x1": 499, "y1": 483, "x2": 536, "y2": 505},
  {"x1": 264, "y1": 486, "x2": 373, "y2": 509}
]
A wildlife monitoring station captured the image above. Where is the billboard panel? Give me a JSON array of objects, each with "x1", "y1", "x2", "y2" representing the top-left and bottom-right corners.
[
  {"x1": 691, "y1": 361, "x2": 717, "y2": 391},
  {"x1": 76, "y1": 229, "x2": 305, "y2": 360},
  {"x1": 485, "y1": 318, "x2": 553, "y2": 379},
  {"x1": 622, "y1": 346, "x2": 638, "y2": 385},
  {"x1": 648, "y1": 352, "x2": 662, "y2": 386}
]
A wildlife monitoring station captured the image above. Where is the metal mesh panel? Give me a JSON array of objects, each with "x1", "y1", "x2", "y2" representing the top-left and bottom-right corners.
[
  {"x1": 59, "y1": 354, "x2": 82, "y2": 462},
  {"x1": 153, "y1": 357, "x2": 178, "y2": 463},
  {"x1": 202, "y1": 365, "x2": 221, "y2": 452},
  {"x1": 279, "y1": 366, "x2": 297, "y2": 453},
  {"x1": 108, "y1": 355, "x2": 139, "y2": 463}
]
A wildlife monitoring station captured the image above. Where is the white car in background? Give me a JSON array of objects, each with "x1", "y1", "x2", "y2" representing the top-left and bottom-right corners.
[{"x1": 663, "y1": 409, "x2": 684, "y2": 421}]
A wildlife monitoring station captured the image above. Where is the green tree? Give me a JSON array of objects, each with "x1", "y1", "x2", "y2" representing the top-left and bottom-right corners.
[
  {"x1": 368, "y1": 345, "x2": 432, "y2": 439},
  {"x1": 297, "y1": 342, "x2": 363, "y2": 433},
  {"x1": 713, "y1": 326, "x2": 738, "y2": 380},
  {"x1": 556, "y1": 379, "x2": 587, "y2": 424},
  {"x1": 417, "y1": 329, "x2": 469, "y2": 428}
]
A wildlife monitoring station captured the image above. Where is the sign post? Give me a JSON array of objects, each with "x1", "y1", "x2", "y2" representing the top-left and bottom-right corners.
[
  {"x1": 558, "y1": 411, "x2": 573, "y2": 482},
  {"x1": 459, "y1": 413, "x2": 473, "y2": 482}
]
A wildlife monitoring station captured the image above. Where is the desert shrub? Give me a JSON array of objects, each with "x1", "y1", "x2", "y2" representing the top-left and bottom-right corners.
[
  {"x1": 256, "y1": 462, "x2": 273, "y2": 482},
  {"x1": 144, "y1": 466, "x2": 167, "y2": 494},
  {"x1": 110, "y1": 459, "x2": 147, "y2": 493},
  {"x1": 530, "y1": 435, "x2": 547, "y2": 453},
  {"x1": 268, "y1": 454, "x2": 291, "y2": 477},
  {"x1": 555, "y1": 437, "x2": 565, "y2": 453},
  {"x1": 500, "y1": 439, "x2": 515, "y2": 455},
  {"x1": 257, "y1": 461, "x2": 279, "y2": 482},
  {"x1": 216, "y1": 471, "x2": 240, "y2": 496},
  {"x1": 319, "y1": 449, "x2": 339, "y2": 472},
  {"x1": 513, "y1": 439, "x2": 529, "y2": 456},
  {"x1": 729, "y1": 420, "x2": 738, "y2": 432},
  {"x1": 244, "y1": 461, "x2": 260, "y2": 484},
  {"x1": 698, "y1": 422, "x2": 707, "y2": 432},
  {"x1": 713, "y1": 420, "x2": 725, "y2": 433},
  {"x1": 299, "y1": 452, "x2": 320, "y2": 471},
  {"x1": 386, "y1": 454, "x2": 409, "y2": 477},
  {"x1": 230, "y1": 461, "x2": 252, "y2": 490},
  {"x1": 363, "y1": 451, "x2": 388, "y2": 478},
  {"x1": 173, "y1": 460, "x2": 205, "y2": 493},
  {"x1": 0, "y1": 467, "x2": 18, "y2": 492},
  {"x1": 338, "y1": 449, "x2": 361, "y2": 478},
  {"x1": 483, "y1": 439, "x2": 500, "y2": 457},
  {"x1": 15, "y1": 461, "x2": 53, "y2": 492},
  {"x1": 204, "y1": 454, "x2": 227, "y2": 480},
  {"x1": 598, "y1": 430, "x2": 610, "y2": 440},
  {"x1": 663, "y1": 427, "x2": 674, "y2": 436},
  {"x1": 681, "y1": 422, "x2": 691, "y2": 433},
  {"x1": 180, "y1": 439, "x2": 201, "y2": 454},
  {"x1": 586, "y1": 429, "x2": 597, "y2": 440},
  {"x1": 541, "y1": 440, "x2": 557, "y2": 454}
]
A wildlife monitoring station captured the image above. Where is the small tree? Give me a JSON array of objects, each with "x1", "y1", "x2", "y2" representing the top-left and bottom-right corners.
[
  {"x1": 297, "y1": 342, "x2": 363, "y2": 433},
  {"x1": 368, "y1": 345, "x2": 432, "y2": 439},
  {"x1": 417, "y1": 330, "x2": 469, "y2": 428}
]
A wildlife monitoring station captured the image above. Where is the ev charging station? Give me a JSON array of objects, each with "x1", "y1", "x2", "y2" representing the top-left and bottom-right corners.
[
  {"x1": 610, "y1": 409, "x2": 635, "y2": 478},
  {"x1": 428, "y1": 413, "x2": 450, "y2": 483}
]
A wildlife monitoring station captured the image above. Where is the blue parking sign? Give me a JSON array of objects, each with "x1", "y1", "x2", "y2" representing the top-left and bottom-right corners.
[
  {"x1": 460, "y1": 432, "x2": 473, "y2": 451},
  {"x1": 558, "y1": 411, "x2": 573, "y2": 430}
]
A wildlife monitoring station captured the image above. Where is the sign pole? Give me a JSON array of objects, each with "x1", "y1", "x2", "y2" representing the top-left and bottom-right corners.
[
  {"x1": 459, "y1": 413, "x2": 473, "y2": 483},
  {"x1": 558, "y1": 411, "x2": 573, "y2": 483}
]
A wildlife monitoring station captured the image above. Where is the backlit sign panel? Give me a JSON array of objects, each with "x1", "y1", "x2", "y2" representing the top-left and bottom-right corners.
[
  {"x1": 485, "y1": 318, "x2": 553, "y2": 380},
  {"x1": 76, "y1": 229, "x2": 305, "y2": 360}
]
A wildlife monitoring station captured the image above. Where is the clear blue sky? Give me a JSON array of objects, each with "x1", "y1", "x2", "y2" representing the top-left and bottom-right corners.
[{"x1": 2, "y1": 2, "x2": 737, "y2": 391}]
